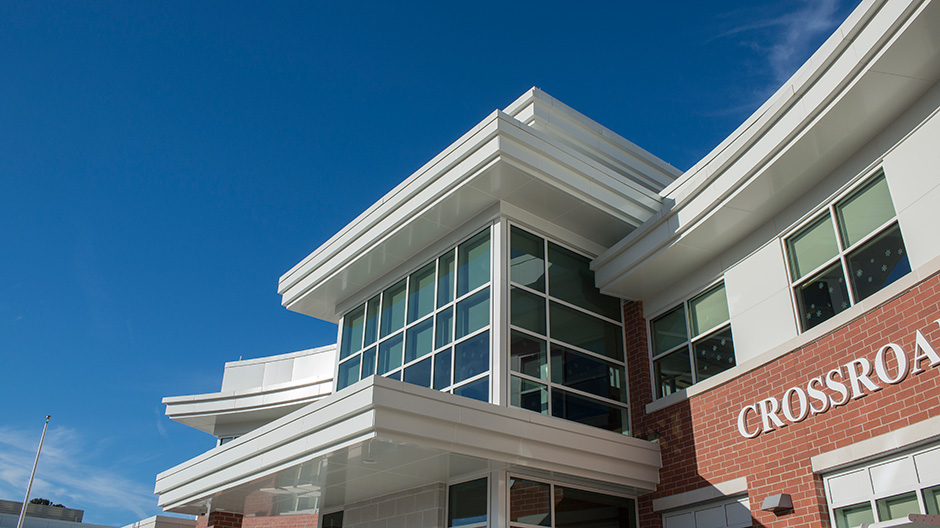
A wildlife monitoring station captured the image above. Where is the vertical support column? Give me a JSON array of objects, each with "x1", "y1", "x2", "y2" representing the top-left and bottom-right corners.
[
  {"x1": 490, "y1": 217, "x2": 506, "y2": 406},
  {"x1": 206, "y1": 511, "x2": 244, "y2": 528},
  {"x1": 489, "y1": 470, "x2": 506, "y2": 528}
]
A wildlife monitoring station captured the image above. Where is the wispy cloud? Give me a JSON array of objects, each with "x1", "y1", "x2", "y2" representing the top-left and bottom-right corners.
[
  {"x1": 0, "y1": 425, "x2": 158, "y2": 524},
  {"x1": 716, "y1": 0, "x2": 845, "y2": 86}
]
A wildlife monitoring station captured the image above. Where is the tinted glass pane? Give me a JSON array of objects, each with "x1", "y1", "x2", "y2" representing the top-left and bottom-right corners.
[
  {"x1": 337, "y1": 356, "x2": 360, "y2": 391},
  {"x1": 555, "y1": 486, "x2": 636, "y2": 528},
  {"x1": 551, "y1": 344, "x2": 626, "y2": 402},
  {"x1": 454, "y1": 331, "x2": 489, "y2": 383},
  {"x1": 549, "y1": 302, "x2": 624, "y2": 361},
  {"x1": 788, "y1": 215, "x2": 839, "y2": 280},
  {"x1": 510, "y1": 376, "x2": 548, "y2": 414},
  {"x1": 838, "y1": 175, "x2": 896, "y2": 247},
  {"x1": 448, "y1": 478, "x2": 487, "y2": 527},
  {"x1": 403, "y1": 357, "x2": 432, "y2": 388},
  {"x1": 405, "y1": 318, "x2": 434, "y2": 363},
  {"x1": 510, "y1": 331, "x2": 547, "y2": 379},
  {"x1": 834, "y1": 503, "x2": 874, "y2": 528},
  {"x1": 454, "y1": 376, "x2": 488, "y2": 402},
  {"x1": 847, "y1": 224, "x2": 910, "y2": 302},
  {"x1": 651, "y1": 305, "x2": 687, "y2": 356},
  {"x1": 924, "y1": 485, "x2": 940, "y2": 515},
  {"x1": 361, "y1": 347, "x2": 376, "y2": 378},
  {"x1": 654, "y1": 348, "x2": 692, "y2": 399},
  {"x1": 456, "y1": 287, "x2": 489, "y2": 339},
  {"x1": 511, "y1": 287, "x2": 546, "y2": 335},
  {"x1": 689, "y1": 283, "x2": 729, "y2": 336},
  {"x1": 438, "y1": 251, "x2": 456, "y2": 308},
  {"x1": 364, "y1": 296, "x2": 380, "y2": 347},
  {"x1": 693, "y1": 326, "x2": 735, "y2": 382},
  {"x1": 434, "y1": 348, "x2": 452, "y2": 390},
  {"x1": 797, "y1": 262, "x2": 850, "y2": 331},
  {"x1": 436, "y1": 307, "x2": 454, "y2": 349},
  {"x1": 547, "y1": 242, "x2": 620, "y2": 320},
  {"x1": 551, "y1": 389, "x2": 627, "y2": 434},
  {"x1": 510, "y1": 226, "x2": 545, "y2": 292},
  {"x1": 509, "y1": 478, "x2": 551, "y2": 526},
  {"x1": 377, "y1": 333, "x2": 403, "y2": 375},
  {"x1": 876, "y1": 492, "x2": 919, "y2": 522},
  {"x1": 386, "y1": 370, "x2": 401, "y2": 381},
  {"x1": 320, "y1": 512, "x2": 343, "y2": 528},
  {"x1": 408, "y1": 262, "x2": 436, "y2": 323},
  {"x1": 380, "y1": 280, "x2": 407, "y2": 338},
  {"x1": 340, "y1": 305, "x2": 365, "y2": 360},
  {"x1": 457, "y1": 229, "x2": 490, "y2": 296}
]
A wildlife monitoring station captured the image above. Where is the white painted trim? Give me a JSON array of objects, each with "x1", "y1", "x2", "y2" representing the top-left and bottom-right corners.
[
  {"x1": 810, "y1": 416, "x2": 940, "y2": 473},
  {"x1": 651, "y1": 477, "x2": 748, "y2": 512},
  {"x1": 155, "y1": 377, "x2": 662, "y2": 513}
]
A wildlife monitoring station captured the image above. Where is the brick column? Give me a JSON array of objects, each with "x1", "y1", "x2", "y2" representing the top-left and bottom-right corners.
[{"x1": 206, "y1": 511, "x2": 244, "y2": 528}]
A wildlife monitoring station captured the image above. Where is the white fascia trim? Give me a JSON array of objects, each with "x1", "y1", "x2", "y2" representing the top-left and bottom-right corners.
[
  {"x1": 221, "y1": 344, "x2": 336, "y2": 369},
  {"x1": 277, "y1": 112, "x2": 502, "y2": 300},
  {"x1": 278, "y1": 109, "x2": 663, "y2": 317},
  {"x1": 593, "y1": 0, "x2": 925, "y2": 281},
  {"x1": 155, "y1": 377, "x2": 662, "y2": 511},
  {"x1": 651, "y1": 476, "x2": 749, "y2": 512},
  {"x1": 810, "y1": 415, "x2": 940, "y2": 474},
  {"x1": 503, "y1": 88, "x2": 682, "y2": 186}
]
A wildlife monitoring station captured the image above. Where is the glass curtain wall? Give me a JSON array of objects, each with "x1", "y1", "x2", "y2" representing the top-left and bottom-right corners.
[
  {"x1": 507, "y1": 225, "x2": 629, "y2": 434},
  {"x1": 337, "y1": 227, "x2": 492, "y2": 402}
]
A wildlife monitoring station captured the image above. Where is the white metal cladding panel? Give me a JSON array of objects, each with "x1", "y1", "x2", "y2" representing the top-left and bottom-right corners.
[
  {"x1": 914, "y1": 446, "x2": 940, "y2": 483},
  {"x1": 828, "y1": 468, "x2": 874, "y2": 505},
  {"x1": 870, "y1": 457, "x2": 917, "y2": 495},
  {"x1": 662, "y1": 497, "x2": 751, "y2": 528}
]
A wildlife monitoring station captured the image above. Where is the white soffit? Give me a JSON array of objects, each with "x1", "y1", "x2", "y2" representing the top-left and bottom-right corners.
[
  {"x1": 594, "y1": 0, "x2": 940, "y2": 299},
  {"x1": 154, "y1": 377, "x2": 662, "y2": 514},
  {"x1": 278, "y1": 90, "x2": 674, "y2": 322}
]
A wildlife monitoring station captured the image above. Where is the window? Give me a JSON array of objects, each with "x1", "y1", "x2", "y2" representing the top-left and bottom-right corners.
[
  {"x1": 509, "y1": 476, "x2": 637, "y2": 528},
  {"x1": 650, "y1": 282, "x2": 734, "y2": 399},
  {"x1": 825, "y1": 444, "x2": 940, "y2": 527},
  {"x1": 449, "y1": 477, "x2": 488, "y2": 527},
  {"x1": 786, "y1": 173, "x2": 910, "y2": 331},
  {"x1": 337, "y1": 228, "x2": 492, "y2": 402},
  {"x1": 320, "y1": 511, "x2": 343, "y2": 528},
  {"x1": 508, "y1": 226, "x2": 629, "y2": 434}
]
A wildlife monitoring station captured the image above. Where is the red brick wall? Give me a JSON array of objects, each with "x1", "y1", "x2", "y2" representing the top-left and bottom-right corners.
[
  {"x1": 207, "y1": 511, "x2": 243, "y2": 528},
  {"x1": 242, "y1": 514, "x2": 318, "y2": 528},
  {"x1": 626, "y1": 271, "x2": 940, "y2": 528}
]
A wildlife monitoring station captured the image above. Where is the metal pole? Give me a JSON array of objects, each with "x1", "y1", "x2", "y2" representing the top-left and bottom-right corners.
[{"x1": 16, "y1": 415, "x2": 51, "y2": 528}]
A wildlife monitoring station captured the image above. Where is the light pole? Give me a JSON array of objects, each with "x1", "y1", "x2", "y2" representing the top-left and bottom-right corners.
[{"x1": 16, "y1": 415, "x2": 51, "y2": 528}]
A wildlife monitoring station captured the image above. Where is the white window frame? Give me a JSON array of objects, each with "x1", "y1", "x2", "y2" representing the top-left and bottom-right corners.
[
  {"x1": 334, "y1": 223, "x2": 496, "y2": 399},
  {"x1": 824, "y1": 443, "x2": 940, "y2": 527},
  {"x1": 505, "y1": 220, "x2": 630, "y2": 433},
  {"x1": 783, "y1": 170, "x2": 908, "y2": 333},
  {"x1": 648, "y1": 280, "x2": 734, "y2": 400}
]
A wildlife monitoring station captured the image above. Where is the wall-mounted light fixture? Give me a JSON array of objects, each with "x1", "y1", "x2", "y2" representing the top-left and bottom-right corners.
[{"x1": 761, "y1": 494, "x2": 793, "y2": 513}]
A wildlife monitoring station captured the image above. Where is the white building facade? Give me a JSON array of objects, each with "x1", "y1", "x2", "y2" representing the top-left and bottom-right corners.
[{"x1": 155, "y1": 0, "x2": 940, "y2": 526}]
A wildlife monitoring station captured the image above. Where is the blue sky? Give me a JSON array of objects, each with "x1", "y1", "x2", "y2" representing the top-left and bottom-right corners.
[{"x1": 0, "y1": 0, "x2": 859, "y2": 525}]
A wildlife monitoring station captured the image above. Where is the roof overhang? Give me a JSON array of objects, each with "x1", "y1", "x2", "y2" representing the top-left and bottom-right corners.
[
  {"x1": 594, "y1": 0, "x2": 940, "y2": 299},
  {"x1": 155, "y1": 377, "x2": 661, "y2": 514},
  {"x1": 278, "y1": 91, "x2": 672, "y2": 322}
]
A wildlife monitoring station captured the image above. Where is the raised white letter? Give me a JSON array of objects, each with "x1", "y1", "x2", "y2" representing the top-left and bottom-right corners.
[
  {"x1": 807, "y1": 377, "x2": 831, "y2": 415},
  {"x1": 782, "y1": 386, "x2": 810, "y2": 423},
  {"x1": 758, "y1": 397, "x2": 785, "y2": 433},
  {"x1": 826, "y1": 368, "x2": 850, "y2": 406},
  {"x1": 912, "y1": 327, "x2": 940, "y2": 374},
  {"x1": 737, "y1": 404, "x2": 761, "y2": 439},
  {"x1": 874, "y1": 343, "x2": 910, "y2": 384},
  {"x1": 845, "y1": 358, "x2": 881, "y2": 399}
]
